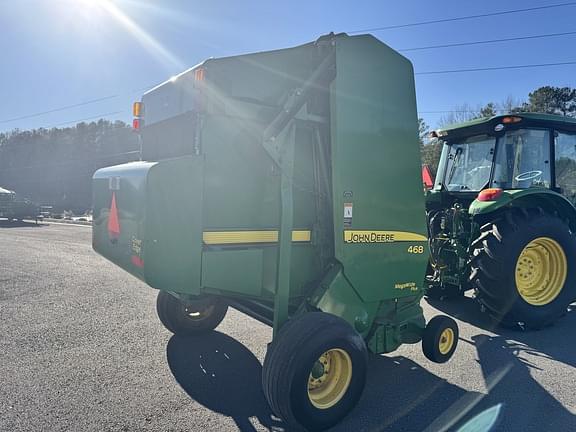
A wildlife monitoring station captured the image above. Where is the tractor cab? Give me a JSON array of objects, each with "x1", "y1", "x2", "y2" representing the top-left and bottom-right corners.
[
  {"x1": 432, "y1": 113, "x2": 576, "y2": 204},
  {"x1": 425, "y1": 113, "x2": 576, "y2": 329}
]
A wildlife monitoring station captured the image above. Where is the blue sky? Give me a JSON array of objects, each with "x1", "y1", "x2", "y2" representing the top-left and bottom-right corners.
[{"x1": 0, "y1": 0, "x2": 575, "y2": 132}]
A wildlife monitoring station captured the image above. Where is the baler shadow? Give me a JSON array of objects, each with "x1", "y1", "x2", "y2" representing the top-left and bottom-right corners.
[
  {"x1": 332, "y1": 354, "x2": 484, "y2": 432},
  {"x1": 462, "y1": 334, "x2": 575, "y2": 431},
  {"x1": 427, "y1": 295, "x2": 576, "y2": 369},
  {"x1": 167, "y1": 331, "x2": 484, "y2": 432},
  {"x1": 166, "y1": 328, "x2": 574, "y2": 432},
  {"x1": 0, "y1": 219, "x2": 43, "y2": 228},
  {"x1": 336, "y1": 333, "x2": 575, "y2": 431},
  {"x1": 166, "y1": 332, "x2": 283, "y2": 432}
]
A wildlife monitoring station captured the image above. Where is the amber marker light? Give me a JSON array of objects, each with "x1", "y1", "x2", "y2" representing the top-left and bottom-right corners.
[
  {"x1": 477, "y1": 188, "x2": 503, "y2": 201},
  {"x1": 133, "y1": 101, "x2": 144, "y2": 117},
  {"x1": 501, "y1": 116, "x2": 522, "y2": 124}
]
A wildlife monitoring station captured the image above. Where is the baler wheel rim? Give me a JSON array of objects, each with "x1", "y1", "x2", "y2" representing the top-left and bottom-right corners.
[
  {"x1": 183, "y1": 304, "x2": 215, "y2": 322},
  {"x1": 156, "y1": 291, "x2": 228, "y2": 336},
  {"x1": 307, "y1": 348, "x2": 353, "y2": 410},
  {"x1": 438, "y1": 328, "x2": 455, "y2": 355}
]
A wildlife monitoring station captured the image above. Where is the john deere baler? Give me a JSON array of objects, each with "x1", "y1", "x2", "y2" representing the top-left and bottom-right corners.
[{"x1": 93, "y1": 33, "x2": 458, "y2": 431}]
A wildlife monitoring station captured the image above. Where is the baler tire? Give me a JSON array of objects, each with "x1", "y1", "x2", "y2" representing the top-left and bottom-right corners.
[
  {"x1": 156, "y1": 291, "x2": 228, "y2": 336},
  {"x1": 262, "y1": 312, "x2": 367, "y2": 431},
  {"x1": 422, "y1": 315, "x2": 459, "y2": 363},
  {"x1": 469, "y1": 209, "x2": 576, "y2": 330}
]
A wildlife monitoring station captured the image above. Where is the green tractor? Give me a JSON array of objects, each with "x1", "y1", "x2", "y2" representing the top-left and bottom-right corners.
[{"x1": 426, "y1": 113, "x2": 576, "y2": 329}]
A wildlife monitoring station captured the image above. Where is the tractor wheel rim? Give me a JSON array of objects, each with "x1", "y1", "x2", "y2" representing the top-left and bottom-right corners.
[
  {"x1": 307, "y1": 348, "x2": 352, "y2": 410},
  {"x1": 515, "y1": 237, "x2": 567, "y2": 306},
  {"x1": 438, "y1": 328, "x2": 455, "y2": 355}
]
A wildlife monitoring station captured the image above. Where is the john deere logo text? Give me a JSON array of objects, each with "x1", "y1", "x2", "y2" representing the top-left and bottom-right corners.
[
  {"x1": 345, "y1": 231, "x2": 395, "y2": 243},
  {"x1": 344, "y1": 230, "x2": 428, "y2": 244}
]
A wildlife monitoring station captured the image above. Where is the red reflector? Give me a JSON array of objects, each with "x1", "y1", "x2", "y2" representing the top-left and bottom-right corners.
[
  {"x1": 108, "y1": 192, "x2": 121, "y2": 240},
  {"x1": 194, "y1": 68, "x2": 205, "y2": 81},
  {"x1": 132, "y1": 118, "x2": 141, "y2": 131},
  {"x1": 477, "y1": 188, "x2": 503, "y2": 201},
  {"x1": 131, "y1": 255, "x2": 144, "y2": 268}
]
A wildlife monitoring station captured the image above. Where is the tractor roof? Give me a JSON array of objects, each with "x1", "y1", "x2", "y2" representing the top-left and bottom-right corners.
[{"x1": 436, "y1": 113, "x2": 576, "y2": 140}]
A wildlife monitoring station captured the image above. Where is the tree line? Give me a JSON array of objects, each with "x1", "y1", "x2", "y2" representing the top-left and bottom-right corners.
[
  {"x1": 0, "y1": 85, "x2": 574, "y2": 213},
  {"x1": 0, "y1": 120, "x2": 139, "y2": 213},
  {"x1": 420, "y1": 85, "x2": 576, "y2": 175}
]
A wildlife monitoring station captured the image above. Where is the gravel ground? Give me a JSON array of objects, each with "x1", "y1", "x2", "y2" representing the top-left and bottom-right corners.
[{"x1": 0, "y1": 221, "x2": 574, "y2": 432}]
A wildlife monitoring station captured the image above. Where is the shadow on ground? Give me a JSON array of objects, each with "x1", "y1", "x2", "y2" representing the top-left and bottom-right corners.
[
  {"x1": 167, "y1": 332, "x2": 282, "y2": 432},
  {"x1": 167, "y1": 318, "x2": 575, "y2": 432},
  {"x1": 427, "y1": 295, "x2": 576, "y2": 369},
  {"x1": 340, "y1": 332, "x2": 575, "y2": 431},
  {"x1": 461, "y1": 334, "x2": 576, "y2": 431},
  {"x1": 0, "y1": 219, "x2": 43, "y2": 228}
]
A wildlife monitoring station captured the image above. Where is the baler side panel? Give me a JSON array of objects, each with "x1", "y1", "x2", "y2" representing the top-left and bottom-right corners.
[
  {"x1": 144, "y1": 156, "x2": 204, "y2": 294},
  {"x1": 330, "y1": 36, "x2": 429, "y2": 302},
  {"x1": 92, "y1": 162, "x2": 154, "y2": 281},
  {"x1": 196, "y1": 48, "x2": 325, "y2": 301}
]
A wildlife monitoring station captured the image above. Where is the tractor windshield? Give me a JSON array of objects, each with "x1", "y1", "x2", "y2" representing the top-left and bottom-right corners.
[
  {"x1": 443, "y1": 135, "x2": 495, "y2": 191},
  {"x1": 492, "y1": 129, "x2": 551, "y2": 189},
  {"x1": 440, "y1": 128, "x2": 553, "y2": 192}
]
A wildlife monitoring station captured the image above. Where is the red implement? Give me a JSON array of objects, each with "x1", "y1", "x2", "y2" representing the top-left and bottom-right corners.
[{"x1": 422, "y1": 165, "x2": 434, "y2": 189}]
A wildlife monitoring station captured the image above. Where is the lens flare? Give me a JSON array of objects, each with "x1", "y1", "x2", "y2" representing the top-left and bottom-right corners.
[{"x1": 78, "y1": 0, "x2": 184, "y2": 70}]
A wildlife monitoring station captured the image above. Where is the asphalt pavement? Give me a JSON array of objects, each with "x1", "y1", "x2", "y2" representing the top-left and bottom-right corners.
[{"x1": 0, "y1": 222, "x2": 574, "y2": 431}]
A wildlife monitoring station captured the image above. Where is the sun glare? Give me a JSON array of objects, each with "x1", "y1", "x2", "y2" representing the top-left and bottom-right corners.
[
  {"x1": 78, "y1": 0, "x2": 109, "y2": 7},
  {"x1": 63, "y1": 0, "x2": 183, "y2": 70}
]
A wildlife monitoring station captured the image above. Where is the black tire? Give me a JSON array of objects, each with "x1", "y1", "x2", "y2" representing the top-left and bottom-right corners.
[
  {"x1": 262, "y1": 312, "x2": 367, "y2": 431},
  {"x1": 470, "y1": 209, "x2": 576, "y2": 329},
  {"x1": 422, "y1": 315, "x2": 459, "y2": 363},
  {"x1": 156, "y1": 291, "x2": 228, "y2": 336}
]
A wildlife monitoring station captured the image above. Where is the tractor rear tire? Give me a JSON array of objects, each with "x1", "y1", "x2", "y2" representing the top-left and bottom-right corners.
[
  {"x1": 262, "y1": 312, "x2": 367, "y2": 431},
  {"x1": 470, "y1": 209, "x2": 576, "y2": 329},
  {"x1": 156, "y1": 291, "x2": 228, "y2": 336}
]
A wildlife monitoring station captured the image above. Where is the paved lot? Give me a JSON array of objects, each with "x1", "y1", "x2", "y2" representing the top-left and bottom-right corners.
[{"x1": 0, "y1": 222, "x2": 574, "y2": 432}]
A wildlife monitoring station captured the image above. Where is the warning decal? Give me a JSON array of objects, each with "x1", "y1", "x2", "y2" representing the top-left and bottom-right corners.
[
  {"x1": 344, "y1": 203, "x2": 353, "y2": 218},
  {"x1": 344, "y1": 203, "x2": 353, "y2": 228},
  {"x1": 108, "y1": 192, "x2": 121, "y2": 242}
]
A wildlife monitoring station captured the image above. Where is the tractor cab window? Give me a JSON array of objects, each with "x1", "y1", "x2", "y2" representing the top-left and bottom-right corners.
[
  {"x1": 443, "y1": 135, "x2": 495, "y2": 191},
  {"x1": 492, "y1": 129, "x2": 551, "y2": 190},
  {"x1": 555, "y1": 132, "x2": 576, "y2": 202}
]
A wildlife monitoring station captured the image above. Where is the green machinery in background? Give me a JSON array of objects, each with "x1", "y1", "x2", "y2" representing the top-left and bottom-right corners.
[
  {"x1": 93, "y1": 33, "x2": 459, "y2": 430},
  {"x1": 426, "y1": 113, "x2": 576, "y2": 330},
  {"x1": 0, "y1": 186, "x2": 39, "y2": 222}
]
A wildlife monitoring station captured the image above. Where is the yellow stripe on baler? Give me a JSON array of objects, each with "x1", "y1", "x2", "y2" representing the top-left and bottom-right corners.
[{"x1": 203, "y1": 230, "x2": 311, "y2": 245}]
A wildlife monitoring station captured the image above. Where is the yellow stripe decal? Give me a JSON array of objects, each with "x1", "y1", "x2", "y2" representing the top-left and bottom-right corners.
[
  {"x1": 344, "y1": 230, "x2": 427, "y2": 244},
  {"x1": 203, "y1": 230, "x2": 311, "y2": 245}
]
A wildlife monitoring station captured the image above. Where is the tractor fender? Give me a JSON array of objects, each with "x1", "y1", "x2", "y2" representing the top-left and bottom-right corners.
[{"x1": 469, "y1": 189, "x2": 576, "y2": 231}]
